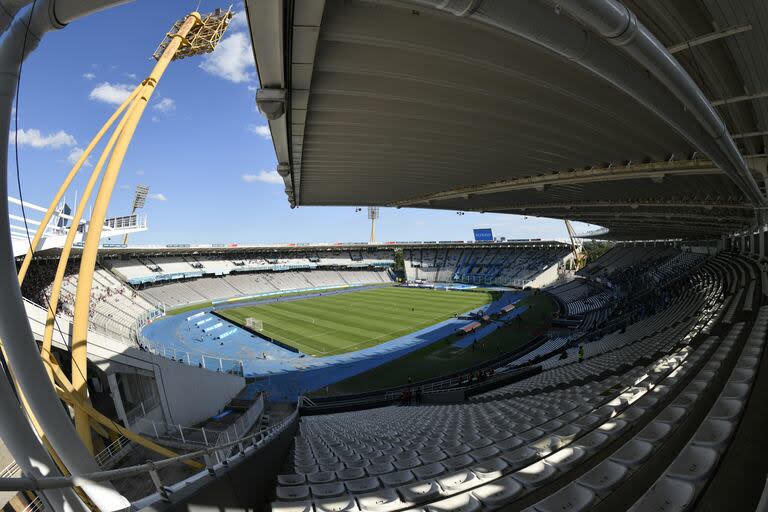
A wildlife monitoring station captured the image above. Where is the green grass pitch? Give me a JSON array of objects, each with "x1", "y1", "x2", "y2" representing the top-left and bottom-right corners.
[{"x1": 215, "y1": 286, "x2": 493, "y2": 357}]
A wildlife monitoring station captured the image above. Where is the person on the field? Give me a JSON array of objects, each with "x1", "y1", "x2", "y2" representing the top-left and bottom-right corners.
[{"x1": 578, "y1": 345, "x2": 584, "y2": 363}]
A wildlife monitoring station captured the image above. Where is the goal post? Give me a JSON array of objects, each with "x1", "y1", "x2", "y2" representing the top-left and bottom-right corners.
[{"x1": 245, "y1": 317, "x2": 263, "y2": 332}]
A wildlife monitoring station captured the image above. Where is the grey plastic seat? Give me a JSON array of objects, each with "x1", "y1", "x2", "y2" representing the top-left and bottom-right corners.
[
  {"x1": 529, "y1": 435, "x2": 565, "y2": 457},
  {"x1": 471, "y1": 475, "x2": 523, "y2": 508},
  {"x1": 308, "y1": 471, "x2": 337, "y2": 484},
  {"x1": 437, "y1": 470, "x2": 477, "y2": 494},
  {"x1": 276, "y1": 485, "x2": 310, "y2": 501},
  {"x1": 468, "y1": 437, "x2": 493, "y2": 449},
  {"x1": 397, "y1": 479, "x2": 440, "y2": 503},
  {"x1": 666, "y1": 445, "x2": 719, "y2": 482},
  {"x1": 442, "y1": 454, "x2": 474, "y2": 471},
  {"x1": 336, "y1": 467, "x2": 366, "y2": 481},
  {"x1": 311, "y1": 482, "x2": 346, "y2": 499},
  {"x1": 636, "y1": 421, "x2": 672, "y2": 444},
  {"x1": 501, "y1": 446, "x2": 538, "y2": 468},
  {"x1": 413, "y1": 462, "x2": 446, "y2": 480},
  {"x1": 420, "y1": 451, "x2": 447, "y2": 464},
  {"x1": 577, "y1": 460, "x2": 628, "y2": 497},
  {"x1": 278, "y1": 474, "x2": 307, "y2": 486},
  {"x1": 296, "y1": 465, "x2": 320, "y2": 475},
  {"x1": 610, "y1": 439, "x2": 653, "y2": 468},
  {"x1": 656, "y1": 406, "x2": 686, "y2": 426},
  {"x1": 427, "y1": 493, "x2": 481, "y2": 512},
  {"x1": 709, "y1": 398, "x2": 743, "y2": 420},
  {"x1": 518, "y1": 428, "x2": 545, "y2": 442},
  {"x1": 356, "y1": 488, "x2": 404, "y2": 512},
  {"x1": 371, "y1": 454, "x2": 394, "y2": 465},
  {"x1": 470, "y1": 445, "x2": 500, "y2": 461},
  {"x1": 367, "y1": 462, "x2": 395, "y2": 476},
  {"x1": 445, "y1": 444, "x2": 471, "y2": 457},
  {"x1": 692, "y1": 419, "x2": 734, "y2": 448},
  {"x1": 497, "y1": 437, "x2": 524, "y2": 451},
  {"x1": 512, "y1": 461, "x2": 556, "y2": 488},
  {"x1": 393, "y1": 457, "x2": 420, "y2": 470},
  {"x1": 575, "y1": 431, "x2": 609, "y2": 453},
  {"x1": 532, "y1": 483, "x2": 595, "y2": 512},
  {"x1": 380, "y1": 470, "x2": 414, "y2": 487},
  {"x1": 597, "y1": 419, "x2": 629, "y2": 438},
  {"x1": 628, "y1": 477, "x2": 696, "y2": 512},
  {"x1": 721, "y1": 382, "x2": 749, "y2": 400},
  {"x1": 345, "y1": 477, "x2": 380, "y2": 494}
]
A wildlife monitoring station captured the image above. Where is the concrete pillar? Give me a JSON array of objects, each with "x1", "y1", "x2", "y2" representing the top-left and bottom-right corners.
[
  {"x1": 107, "y1": 373, "x2": 129, "y2": 427},
  {"x1": 761, "y1": 227, "x2": 767, "y2": 259}
]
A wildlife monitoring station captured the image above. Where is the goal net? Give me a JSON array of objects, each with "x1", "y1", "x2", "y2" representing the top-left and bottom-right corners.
[{"x1": 245, "y1": 318, "x2": 264, "y2": 332}]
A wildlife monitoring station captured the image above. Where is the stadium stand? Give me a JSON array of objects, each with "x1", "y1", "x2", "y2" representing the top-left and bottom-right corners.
[{"x1": 269, "y1": 251, "x2": 763, "y2": 512}]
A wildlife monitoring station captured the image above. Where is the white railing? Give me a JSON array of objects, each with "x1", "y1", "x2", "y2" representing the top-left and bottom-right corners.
[
  {"x1": 124, "y1": 394, "x2": 161, "y2": 426},
  {"x1": 22, "y1": 496, "x2": 44, "y2": 512},
  {"x1": 132, "y1": 417, "x2": 223, "y2": 448},
  {"x1": 136, "y1": 330, "x2": 244, "y2": 376},
  {"x1": 94, "y1": 436, "x2": 132, "y2": 468},
  {"x1": 212, "y1": 395, "x2": 264, "y2": 458},
  {"x1": 1, "y1": 461, "x2": 19, "y2": 479}
]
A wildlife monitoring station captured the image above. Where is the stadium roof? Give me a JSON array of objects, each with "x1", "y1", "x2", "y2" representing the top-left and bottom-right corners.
[{"x1": 245, "y1": 0, "x2": 768, "y2": 240}]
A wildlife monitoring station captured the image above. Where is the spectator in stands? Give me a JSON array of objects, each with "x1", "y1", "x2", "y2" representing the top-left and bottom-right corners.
[{"x1": 578, "y1": 345, "x2": 584, "y2": 363}]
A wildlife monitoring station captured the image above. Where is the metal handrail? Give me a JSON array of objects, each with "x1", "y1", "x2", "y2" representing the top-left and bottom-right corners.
[{"x1": 0, "y1": 408, "x2": 298, "y2": 492}]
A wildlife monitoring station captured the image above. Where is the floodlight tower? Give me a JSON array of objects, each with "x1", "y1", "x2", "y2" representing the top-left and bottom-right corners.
[
  {"x1": 14, "y1": 7, "x2": 234, "y2": 459},
  {"x1": 368, "y1": 206, "x2": 380, "y2": 243},
  {"x1": 122, "y1": 184, "x2": 149, "y2": 245}
]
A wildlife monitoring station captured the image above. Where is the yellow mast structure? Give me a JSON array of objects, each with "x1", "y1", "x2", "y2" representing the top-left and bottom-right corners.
[{"x1": 15, "y1": 8, "x2": 233, "y2": 462}]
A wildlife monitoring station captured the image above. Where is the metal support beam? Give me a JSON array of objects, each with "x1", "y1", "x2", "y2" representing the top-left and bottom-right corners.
[
  {"x1": 668, "y1": 24, "x2": 752, "y2": 54},
  {"x1": 476, "y1": 200, "x2": 753, "y2": 212},
  {"x1": 712, "y1": 90, "x2": 768, "y2": 107},
  {"x1": 389, "y1": 159, "x2": 723, "y2": 207},
  {"x1": 732, "y1": 131, "x2": 768, "y2": 140}
]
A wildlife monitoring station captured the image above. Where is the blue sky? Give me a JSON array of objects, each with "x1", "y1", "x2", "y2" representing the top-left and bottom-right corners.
[{"x1": 8, "y1": 0, "x2": 598, "y2": 245}]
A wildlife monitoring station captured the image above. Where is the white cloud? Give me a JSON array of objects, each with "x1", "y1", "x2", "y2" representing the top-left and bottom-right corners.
[
  {"x1": 149, "y1": 193, "x2": 167, "y2": 201},
  {"x1": 199, "y1": 32, "x2": 254, "y2": 83},
  {"x1": 119, "y1": 184, "x2": 130, "y2": 191},
  {"x1": 153, "y1": 97, "x2": 175, "y2": 113},
  {"x1": 230, "y1": 11, "x2": 248, "y2": 29},
  {"x1": 89, "y1": 82, "x2": 133, "y2": 105},
  {"x1": 126, "y1": 73, "x2": 137, "y2": 80},
  {"x1": 11, "y1": 128, "x2": 76, "y2": 149},
  {"x1": 249, "y1": 124, "x2": 271, "y2": 139},
  {"x1": 67, "y1": 147, "x2": 92, "y2": 167},
  {"x1": 136, "y1": 170, "x2": 145, "y2": 176},
  {"x1": 242, "y1": 171, "x2": 283, "y2": 185},
  {"x1": 82, "y1": 72, "x2": 96, "y2": 80}
]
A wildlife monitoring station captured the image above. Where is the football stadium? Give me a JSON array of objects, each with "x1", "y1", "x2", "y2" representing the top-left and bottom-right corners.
[{"x1": 1, "y1": 1, "x2": 767, "y2": 512}]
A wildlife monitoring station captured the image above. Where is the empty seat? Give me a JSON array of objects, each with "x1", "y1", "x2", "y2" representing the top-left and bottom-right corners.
[
  {"x1": 276, "y1": 485, "x2": 310, "y2": 501},
  {"x1": 532, "y1": 483, "x2": 595, "y2": 512},
  {"x1": 636, "y1": 421, "x2": 672, "y2": 444},
  {"x1": 413, "y1": 462, "x2": 446, "y2": 480},
  {"x1": 278, "y1": 474, "x2": 306, "y2": 486},
  {"x1": 367, "y1": 462, "x2": 395, "y2": 476},
  {"x1": 543, "y1": 446, "x2": 586, "y2": 472},
  {"x1": 437, "y1": 470, "x2": 477, "y2": 493},
  {"x1": 356, "y1": 488, "x2": 404, "y2": 512},
  {"x1": 610, "y1": 439, "x2": 653, "y2": 468},
  {"x1": 512, "y1": 461, "x2": 557, "y2": 488},
  {"x1": 628, "y1": 477, "x2": 696, "y2": 512},
  {"x1": 397, "y1": 479, "x2": 440, "y2": 503},
  {"x1": 308, "y1": 472, "x2": 336, "y2": 484},
  {"x1": 271, "y1": 501, "x2": 312, "y2": 512},
  {"x1": 443, "y1": 454, "x2": 474, "y2": 471},
  {"x1": 577, "y1": 460, "x2": 628, "y2": 497},
  {"x1": 692, "y1": 419, "x2": 734, "y2": 448},
  {"x1": 337, "y1": 468, "x2": 366, "y2": 481},
  {"x1": 501, "y1": 446, "x2": 538, "y2": 468},
  {"x1": 311, "y1": 482, "x2": 345, "y2": 499},
  {"x1": 471, "y1": 476, "x2": 523, "y2": 508},
  {"x1": 380, "y1": 470, "x2": 414, "y2": 487},
  {"x1": 314, "y1": 495, "x2": 358, "y2": 512},
  {"x1": 471, "y1": 457, "x2": 508, "y2": 480},
  {"x1": 427, "y1": 493, "x2": 481, "y2": 512},
  {"x1": 345, "y1": 477, "x2": 380, "y2": 494},
  {"x1": 666, "y1": 445, "x2": 719, "y2": 482}
]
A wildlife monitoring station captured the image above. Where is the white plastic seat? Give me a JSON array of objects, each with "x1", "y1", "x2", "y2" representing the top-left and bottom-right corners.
[
  {"x1": 427, "y1": 493, "x2": 481, "y2": 512},
  {"x1": 666, "y1": 445, "x2": 719, "y2": 482},
  {"x1": 314, "y1": 495, "x2": 358, "y2": 512},
  {"x1": 436, "y1": 470, "x2": 477, "y2": 494},
  {"x1": 471, "y1": 457, "x2": 508, "y2": 480},
  {"x1": 543, "y1": 446, "x2": 586, "y2": 472},
  {"x1": 397, "y1": 480, "x2": 440, "y2": 503},
  {"x1": 721, "y1": 382, "x2": 749, "y2": 400},
  {"x1": 512, "y1": 461, "x2": 557, "y2": 488},
  {"x1": 577, "y1": 460, "x2": 628, "y2": 496},
  {"x1": 471, "y1": 475, "x2": 523, "y2": 508},
  {"x1": 380, "y1": 470, "x2": 414, "y2": 487},
  {"x1": 501, "y1": 446, "x2": 539, "y2": 468},
  {"x1": 356, "y1": 488, "x2": 404, "y2": 512},
  {"x1": 628, "y1": 477, "x2": 696, "y2": 512},
  {"x1": 656, "y1": 406, "x2": 686, "y2": 426},
  {"x1": 709, "y1": 398, "x2": 743, "y2": 420},
  {"x1": 597, "y1": 419, "x2": 629, "y2": 438},
  {"x1": 609, "y1": 439, "x2": 653, "y2": 468},
  {"x1": 497, "y1": 437, "x2": 524, "y2": 451},
  {"x1": 532, "y1": 483, "x2": 595, "y2": 512},
  {"x1": 271, "y1": 501, "x2": 312, "y2": 512},
  {"x1": 470, "y1": 445, "x2": 500, "y2": 461},
  {"x1": 345, "y1": 477, "x2": 380, "y2": 494},
  {"x1": 575, "y1": 431, "x2": 609, "y2": 453},
  {"x1": 277, "y1": 485, "x2": 311, "y2": 501}
]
